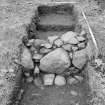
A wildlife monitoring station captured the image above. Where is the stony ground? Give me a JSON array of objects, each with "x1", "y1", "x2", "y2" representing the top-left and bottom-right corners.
[{"x1": 0, "y1": 0, "x2": 105, "y2": 105}]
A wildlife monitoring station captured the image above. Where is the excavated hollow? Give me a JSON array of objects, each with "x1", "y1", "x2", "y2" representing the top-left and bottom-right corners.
[{"x1": 12, "y1": 4, "x2": 92, "y2": 105}]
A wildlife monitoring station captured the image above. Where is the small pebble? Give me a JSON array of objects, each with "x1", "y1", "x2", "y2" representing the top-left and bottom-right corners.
[
  {"x1": 8, "y1": 68, "x2": 14, "y2": 73},
  {"x1": 35, "y1": 59, "x2": 40, "y2": 63},
  {"x1": 40, "y1": 47, "x2": 52, "y2": 54},
  {"x1": 42, "y1": 43, "x2": 52, "y2": 49},
  {"x1": 69, "y1": 37, "x2": 79, "y2": 45},
  {"x1": 78, "y1": 42, "x2": 85, "y2": 49},
  {"x1": 80, "y1": 30, "x2": 87, "y2": 37},
  {"x1": 0, "y1": 72, "x2": 6, "y2": 77},
  {"x1": 34, "y1": 39, "x2": 46, "y2": 48},
  {"x1": 24, "y1": 72, "x2": 30, "y2": 77},
  {"x1": 80, "y1": 30, "x2": 86, "y2": 35},
  {"x1": 34, "y1": 65, "x2": 40, "y2": 74},
  {"x1": 54, "y1": 75, "x2": 66, "y2": 86},
  {"x1": 72, "y1": 46, "x2": 78, "y2": 51},
  {"x1": 68, "y1": 67, "x2": 79, "y2": 74},
  {"x1": 26, "y1": 76, "x2": 33, "y2": 83},
  {"x1": 33, "y1": 53, "x2": 43, "y2": 60},
  {"x1": 0, "y1": 79, "x2": 5, "y2": 86},
  {"x1": 95, "y1": 58, "x2": 103, "y2": 67},
  {"x1": 76, "y1": 103, "x2": 79, "y2": 105},
  {"x1": 27, "y1": 39, "x2": 34, "y2": 46},
  {"x1": 0, "y1": 69, "x2": 8, "y2": 73},
  {"x1": 70, "y1": 90, "x2": 78, "y2": 96},
  {"x1": 22, "y1": 36, "x2": 28, "y2": 46},
  {"x1": 53, "y1": 45, "x2": 57, "y2": 49},
  {"x1": 74, "y1": 75, "x2": 83, "y2": 82},
  {"x1": 30, "y1": 46, "x2": 38, "y2": 53},
  {"x1": 54, "y1": 38, "x2": 63, "y2": 47},
  {"x1": 67, "y1": 77, "x2": 78, "y2": 85},
  {"x1": 76, "y1": 36, "x2": 86, "y2": 42},
  {"x1": 43, "y1": 74, "x2": 55, "y2": 86},
  {"x1": 33, "y1": 77, "x2": 43, "y2": 87},
  {"x1": 62, "y1": 44, "x2": 72, "y2": 51},
  {"x1": 69, "y1": 53, "x2": 73, "y2": 59}
]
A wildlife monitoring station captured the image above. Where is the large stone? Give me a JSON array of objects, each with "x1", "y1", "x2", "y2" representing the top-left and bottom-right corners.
[
  {"x1": 43, "y1": 74, "x2": 55, "y2": 86},
  {"x1": 61, "y1": 31, "x2": 78, "y2": 44},
  {"x1": 48, "y1": 35, "x2": 59, "y2": 44},
  {"x1": 21, "y1": 47, "x2": 34, "y2": 70},
  {"x1": 39, "y1": 48, "x2": 71, "y2": 74},
  {"x1": 54, "y1": 75, "x2": 66, "y2": 86},
  {"x1": 72, "y1": 49, "x2": 88, "y2": 69}
]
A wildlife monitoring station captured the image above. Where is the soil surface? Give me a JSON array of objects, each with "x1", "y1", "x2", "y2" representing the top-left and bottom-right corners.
[
  {"x1": 20, "y1": 79, "x2": 91, "y2": 105},
  {"x1": 39, "y1": 14, "x2": 75, "y2": 26}
]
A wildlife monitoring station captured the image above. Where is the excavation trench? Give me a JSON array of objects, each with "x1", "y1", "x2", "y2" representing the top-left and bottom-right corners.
[{"x1": 10, "y1": 3, "x2": 93, "y2": 105}]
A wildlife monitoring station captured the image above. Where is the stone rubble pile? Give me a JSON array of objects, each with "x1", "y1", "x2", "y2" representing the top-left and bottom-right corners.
[{"x1": 21, "y1": 30, "x2": 88, "y2": 87}]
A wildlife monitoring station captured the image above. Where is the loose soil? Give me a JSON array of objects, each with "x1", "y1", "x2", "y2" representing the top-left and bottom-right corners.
[{"x1": 20, "y1": 79, "x2": 91, "y2": 105}]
